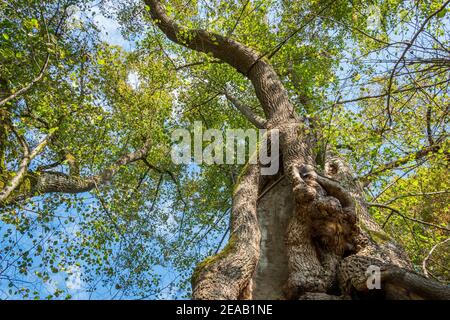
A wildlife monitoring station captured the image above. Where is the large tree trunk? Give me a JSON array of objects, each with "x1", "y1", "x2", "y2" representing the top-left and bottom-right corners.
[
  {"x1": 252, "y1": 155, "x2": 416, "y2": 299},
  {"x1": 145, "y1": 0, "x2": 450, "y2": 300}
]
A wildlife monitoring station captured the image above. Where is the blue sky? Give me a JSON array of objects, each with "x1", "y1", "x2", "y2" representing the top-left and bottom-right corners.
[{"x1": 91, "y1": 6, "x2": 134, "y2": 49}]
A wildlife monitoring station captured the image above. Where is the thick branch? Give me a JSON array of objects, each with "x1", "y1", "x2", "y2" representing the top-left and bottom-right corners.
[
  {"x1": 382, "y1": 266, "x2": 450, "y2": 299},
  {"x1": 223, "y1": 92, "x2": 266, "y2": 128},
  {"x1": 338, "y1": 255, "x2": 450, "y2": 300},
  {"x1": 191, "y1": 153, "x2": 261, "y2": 299},
  {"x1": 145, "y1": 0, "x2": 297, "y2": 121},
  {"x1": 0, "y1": 130, "x2": 53, "y2": 203},
  {"x1": 1, "y1": 139, "x2": 151, "y2": 204},
  {"x1": 145, "y1": 0, "x2": 258, "y2": 74}
]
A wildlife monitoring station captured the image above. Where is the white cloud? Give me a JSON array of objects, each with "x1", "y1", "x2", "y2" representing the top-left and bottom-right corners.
[
  {"x1": 127, "y1": 71, "x2": 140, "y2": 90},
  {"x1": 93, "y1": 12, "x2": 129, "y2": 47},
  {"x1": 70, "y1": 5, "x2": 133, "y2": 49},
  {"x1": 66, "y1": 265, "x2": 83, "y2": 290}
]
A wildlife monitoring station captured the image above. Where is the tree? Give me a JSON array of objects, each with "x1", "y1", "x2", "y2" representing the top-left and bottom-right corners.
[
  {"x1": 0, "y1": 0, "x2": 449, "y2": 299},
  {"x1": 143, "y1": 0, "x2": 450, "y2": 299}
]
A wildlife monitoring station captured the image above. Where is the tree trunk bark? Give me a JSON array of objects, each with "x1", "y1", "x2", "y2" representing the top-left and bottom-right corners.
[
  {"x1": 145, "y1": 0, "x2": 450, "y2": 300},
  {"x1": 252, "y1": 175, "x2": 292, "y2": 299}
]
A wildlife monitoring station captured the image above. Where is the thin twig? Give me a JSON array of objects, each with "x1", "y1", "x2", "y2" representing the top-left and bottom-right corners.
[
  {"x1": 369, "y1": 202, "x2": 450, "y2": 232},
  {"x1": 422, "y1": 238, "x2": 450, "y2": 278},
  {"x1": 385, "y1": 0, "x2": 450, "y2": 124}
]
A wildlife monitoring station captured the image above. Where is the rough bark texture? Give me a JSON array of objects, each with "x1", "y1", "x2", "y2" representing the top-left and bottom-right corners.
[
  {"x1": 0, "y1": 133, "x2": 52, "y2": 203},
  {"x1": 146, "y1": 0, "x2": 450, "y2": 300},
  {"x1": 191, "y1": 160, "x2": 261, "y2": 299},
  {"x1": 252, "y1": 176, "x2": 292, "y2": 299}
]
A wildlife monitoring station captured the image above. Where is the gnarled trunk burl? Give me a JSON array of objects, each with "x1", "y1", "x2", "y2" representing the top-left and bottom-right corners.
[{"x1": 145, "y1": 0, "x2": 450, "y2": 300}]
